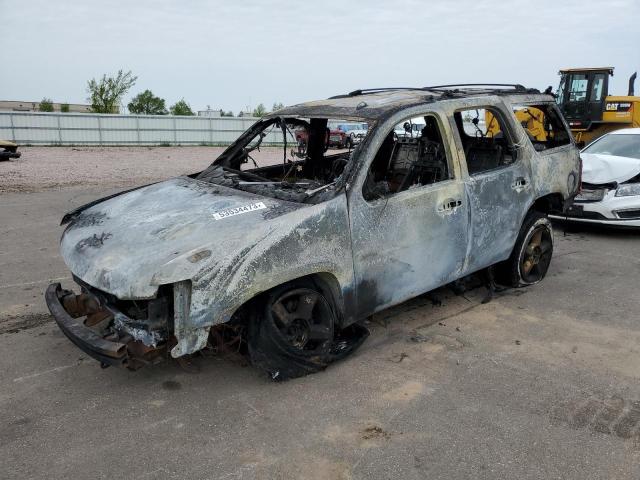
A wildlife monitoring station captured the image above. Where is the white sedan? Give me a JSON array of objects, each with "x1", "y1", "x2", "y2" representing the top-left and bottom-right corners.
[{"x1": 553, "y1": 128, "x2": 640, "y2": 227}]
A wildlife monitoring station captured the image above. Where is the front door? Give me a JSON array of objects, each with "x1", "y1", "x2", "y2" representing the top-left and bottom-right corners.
[{"x1": 348, "y1": 111, "x2": 469, "y2": 319}]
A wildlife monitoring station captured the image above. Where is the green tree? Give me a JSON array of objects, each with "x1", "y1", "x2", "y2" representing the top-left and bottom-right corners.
[
  {"x1": 87, "y1": 69, "x2": 137, "y2": 113},
  {"x1": 253, "y1": 103, "x2": 267, "y2": 117},
  {"x1": 128, "y1": 89, "x2": 167, "y2": 115},
  {"x1": 60, "y1": 103, "x2": 70, "y2": 113},
  {"x1": 272, "y1": 102, "x2": 284, "y2": 112},
  {"x1": 39, "y1": 98, "x2": 54, "y2": 112},
  {"x1": 169, "y1": 99, "x2": 194, "y2": 116}
]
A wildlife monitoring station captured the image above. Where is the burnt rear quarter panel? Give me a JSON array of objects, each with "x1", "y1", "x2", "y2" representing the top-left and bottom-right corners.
[{"x1": 502, "y1": 95, "x2": 581, "y2": 202}]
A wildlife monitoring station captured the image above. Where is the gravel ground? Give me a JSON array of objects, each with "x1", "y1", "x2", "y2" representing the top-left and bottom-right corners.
[{"x1": 0, "y1": 146, "x2": 301, "y2": 193}]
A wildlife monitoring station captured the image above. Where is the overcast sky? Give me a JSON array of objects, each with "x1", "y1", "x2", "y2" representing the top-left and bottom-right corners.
[{"x1": 1, "y1": 0, "x2": 638, "y2": 113}]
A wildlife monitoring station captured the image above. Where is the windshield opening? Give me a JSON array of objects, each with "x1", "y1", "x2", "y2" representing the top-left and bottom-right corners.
[
  {"x1": 567, "y1": 74, "x2": 589, "y2": 102},
  {"x1": 197, "y1": 116, "x2": 371, "y2": 203}
]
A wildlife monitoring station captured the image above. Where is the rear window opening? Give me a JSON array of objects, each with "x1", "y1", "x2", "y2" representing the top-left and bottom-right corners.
[
  {"x1": 197, "y1": 117, "x2": 371, "y2": 203},
  {"x1": 511, "y1": 104, "x2": 572, "y2": 151}
]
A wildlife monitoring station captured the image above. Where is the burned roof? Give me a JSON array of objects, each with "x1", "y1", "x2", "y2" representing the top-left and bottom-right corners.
[{"x1": 270, "y1": 84, "x2": 542, "y2": 121}]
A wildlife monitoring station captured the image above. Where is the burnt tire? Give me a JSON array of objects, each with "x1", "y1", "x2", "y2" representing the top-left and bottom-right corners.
[
  {"x1": 248, "y1": 281, "x2": 336, "y2": 381},
  {"x1": 495, "y1": 211, "x2": 554, "y2": 287}
]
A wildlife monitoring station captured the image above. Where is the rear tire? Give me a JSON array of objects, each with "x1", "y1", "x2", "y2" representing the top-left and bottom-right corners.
[
  {"x1": 495, "y1": 211, "x2": 554, "y2": 287},
  {"x1": 248, "y1": 280, "x2": 335, "y2": 381}
]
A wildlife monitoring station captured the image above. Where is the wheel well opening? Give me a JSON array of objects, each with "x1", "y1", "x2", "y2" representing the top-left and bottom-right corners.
[
  {"x1": 228, "y1": 272, "x2": 345, "y2": 328},
  {"x1": 531, "y1": 193, "x2": 563, "y2": 215}
]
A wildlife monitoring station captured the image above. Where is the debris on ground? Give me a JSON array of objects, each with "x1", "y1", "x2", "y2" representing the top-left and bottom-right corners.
[
  {"x1": 175, "y1": 356, "x2": 200, "y2": 374},
  {"x1": 425, "y1": 293, "x2": 443, "y2": 307},
  {"x1": 389, "y1": 352, "x2": 409, "y2": 363},
  {"x1": 361, "y1": 425, "x2": 390, "y2": 440},
  {"x1": 409, "y1": 333, "x2": 428, "y2": 343}
]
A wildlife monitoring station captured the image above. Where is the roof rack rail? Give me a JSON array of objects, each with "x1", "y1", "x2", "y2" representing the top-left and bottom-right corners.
[
  {"x1": 329, "y1": 84, "x2": 539, "y2": 100},
  {"x1": 355, "y1": 87, "x2": 427, "y2": 94},
  {"x1": 424, "y1": 83, "x2": 531, "y2": 92},
  {"x1": 327, "y1": 87, "x2": 428, "y2": 99}
]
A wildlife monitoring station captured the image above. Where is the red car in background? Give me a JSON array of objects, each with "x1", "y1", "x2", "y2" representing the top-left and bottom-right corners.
[
  {"x1": 295, "y1": 127, "x2": 352, "y2": 151},
  {"x1": 327, "y1": 128, "x2": 350, "y2": 148}
]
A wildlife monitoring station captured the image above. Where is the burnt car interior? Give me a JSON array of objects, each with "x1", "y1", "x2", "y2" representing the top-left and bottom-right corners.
[
  {"x1": 454, "y1": 108, "x2": 515, "y2": 175},
  {"x1": 197, "y1": 117, "x2": 366, "y2": 203},
  {"x1": 364, "y1": 115, "x2": 450, "y2": 200}
]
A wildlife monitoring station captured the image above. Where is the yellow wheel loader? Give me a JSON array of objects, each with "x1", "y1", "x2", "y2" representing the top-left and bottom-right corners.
[
  {"x1": 556, "y1": 67, "x2": 639, "y2": 146},
  {"x1": 486, "y1": 67, "x2": 639, "y2": 147}
]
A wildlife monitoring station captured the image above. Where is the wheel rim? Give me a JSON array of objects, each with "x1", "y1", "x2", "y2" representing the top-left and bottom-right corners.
[
  {"x1": 520, "y1": 225, "x2": 553, "y2": 283},
  {"x1": 270, "y1": 288, "x2": 334, "y2": 350}
]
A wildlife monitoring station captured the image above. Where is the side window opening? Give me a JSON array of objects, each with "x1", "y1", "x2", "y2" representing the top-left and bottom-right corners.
[
  {"x1": 364, "y1": 115, "x2": 450, "y2": 201},
  {"x1": 454, "y1": 108, "x2": 515, "y2": 175},
  {"x1": 512, "y1": 104, "x2": 571, "y2": 151}
]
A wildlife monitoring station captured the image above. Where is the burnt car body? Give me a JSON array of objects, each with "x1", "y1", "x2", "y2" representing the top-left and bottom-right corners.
[
  {"x1": 46, "y1": 85, "x2": 580, "y2": 377},
  {"x1": 0, "y1": 140, "x2": 21, "y2": 160}
]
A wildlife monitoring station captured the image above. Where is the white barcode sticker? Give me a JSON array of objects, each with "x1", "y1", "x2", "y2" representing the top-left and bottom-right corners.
[{"x1": 212, "y1": 202, "x2": 267, "y2": 220}]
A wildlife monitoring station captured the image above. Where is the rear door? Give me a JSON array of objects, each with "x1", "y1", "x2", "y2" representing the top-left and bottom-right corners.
[{"x1": 448, "y1": 102, "x2": 534, "y2": 273}]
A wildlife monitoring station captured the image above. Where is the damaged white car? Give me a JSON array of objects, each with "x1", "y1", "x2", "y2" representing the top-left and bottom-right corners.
[
  {"x1": 46, "y1": 85, "x2": 580, "y2": 379},
  {"x1": 553, "y1": 128, "x2": 640, "y2": 227}
]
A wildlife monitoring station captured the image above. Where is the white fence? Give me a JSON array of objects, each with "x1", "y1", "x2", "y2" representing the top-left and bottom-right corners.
[{"x1": 0, "y1": 111, "x2": 283, "y2": 146}]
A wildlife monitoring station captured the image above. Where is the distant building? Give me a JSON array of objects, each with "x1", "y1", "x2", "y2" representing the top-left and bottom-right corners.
[
  {"x1": 0, "y1": 100, "x2": 92, "y2": 113},
  {"x1": 197, "y1": 108, "x2": 222, "y2": 118}
]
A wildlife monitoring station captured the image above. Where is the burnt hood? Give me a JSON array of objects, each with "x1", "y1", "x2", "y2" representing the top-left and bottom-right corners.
[
  {"x1": 60, "y1": 177, "x2": 305, "y2": 299},
  {"x1": 581, "y1": 153, "x2": 640, "y2": 185}
]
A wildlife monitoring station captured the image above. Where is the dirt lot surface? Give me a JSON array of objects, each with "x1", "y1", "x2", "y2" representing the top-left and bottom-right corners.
[
  {"x1": 1, "y1": 148, "x2": 640, "y2": 479},
  {"x1": 0, "y1": 146, "x2": 224, "y2": 193}
]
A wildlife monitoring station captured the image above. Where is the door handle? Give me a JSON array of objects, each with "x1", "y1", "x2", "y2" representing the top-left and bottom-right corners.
[
  {"x1": 439, "y1": 199, "x2": 462, "y2": 212},
  {"x1": 512, "y1": 177, "x2": 528, "y2": 190}
]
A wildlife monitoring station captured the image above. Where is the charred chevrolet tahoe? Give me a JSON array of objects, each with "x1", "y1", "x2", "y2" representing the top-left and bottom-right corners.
[{"x1": 46, "y1": 85, "x2": 580, "y2": 379}]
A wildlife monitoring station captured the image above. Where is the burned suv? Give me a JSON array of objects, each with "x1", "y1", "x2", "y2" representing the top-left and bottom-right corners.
[{"x1": 46, "y1": 85, "x2": 580, "y2": 379}]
